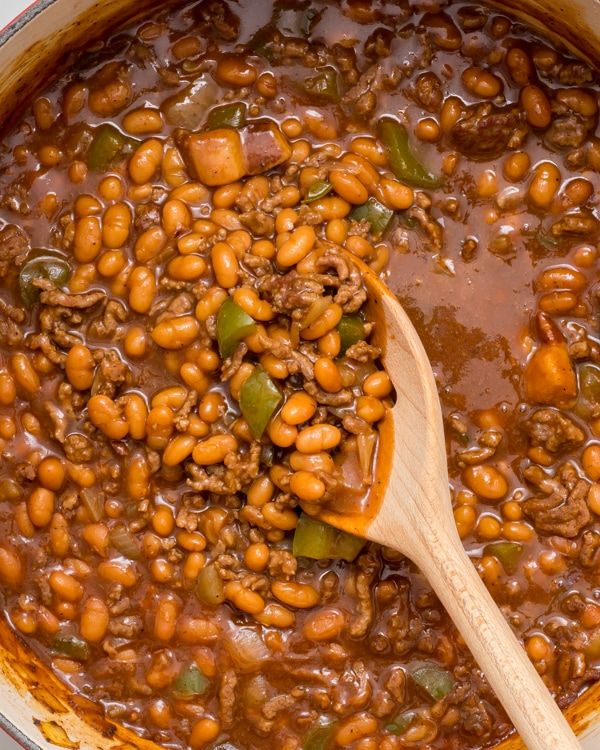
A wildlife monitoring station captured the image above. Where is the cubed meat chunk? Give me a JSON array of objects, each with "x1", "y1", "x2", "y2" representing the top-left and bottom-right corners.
[{"x1": 523, "y1": 343, "x2": 577, "y2": 405}]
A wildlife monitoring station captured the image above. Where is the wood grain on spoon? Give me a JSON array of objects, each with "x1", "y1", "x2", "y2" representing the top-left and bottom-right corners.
[{"x1": 315, "y1": 253, "x2": 581, "y2": 750}]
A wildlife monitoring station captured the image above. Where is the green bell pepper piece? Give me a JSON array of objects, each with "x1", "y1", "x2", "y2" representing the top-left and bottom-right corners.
[
  {"x1": 303, "y1": 180, "x2": 332, "y2": 203},
  {"x1": 206, "y1": 102, "x2": 247, "y2": 130},
  {"x1": 216, "y1": 298, "x2": 257, "y2": 359},
  {"x1": 292, "y1": 513, "x2": 365, "y2": 562},
  {"x1": 19, "y1": 255, "x2": 71, "y2": 307},
  {"x1": 303, "y1": 720, "x2": 335, "y2": 750},
  {"x1": 196, "y1": 564, "x2": 225, "y2": 607},
  {"x1": 378, "y1": 117, "x2": 441, "y2": 189},
  {"x1": 303, "y1": 67, "x2": 340, "y2": 102},
  {"x1": 349, "y1": 198, "x2": 394, "y2": 237},
  {"x1": 386, "y1": 710, "x2": 417, "y2": 736},
  {"x1": 239, "y1": 367, "x2": 282, "y2": 439},
  {"x1": 173, "y1": 663, "x2": 210, "y2": 699},
  {"x1": 412, "y1": 665, "x2": 454, "y2": 701},
  {"x1": 337, "y1": 315, "x2": 365, "y2": 355},
  {"x1": 87, "y1": 124, "x2": 138, "y2": 172},
  {"x1": 52, "y1": 634, "x2": 90, "y2": 661},
  {"x1": 483, "y1": 542, "x2": 523, "y2": 575}
]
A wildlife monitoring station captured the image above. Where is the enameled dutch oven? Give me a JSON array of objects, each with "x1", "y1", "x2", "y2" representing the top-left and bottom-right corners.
[{"x1": 1, "y1": 2, "x2": 600, "y2": 749}]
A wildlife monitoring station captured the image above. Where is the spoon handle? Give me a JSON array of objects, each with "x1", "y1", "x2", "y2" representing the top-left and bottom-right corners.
[{"x1": 413, "y1": 527, "x2": 581, "y2": 750}]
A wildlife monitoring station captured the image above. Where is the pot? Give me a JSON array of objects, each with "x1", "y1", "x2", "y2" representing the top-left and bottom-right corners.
[{"x1": 0, "y1": 2, "x2": 599, "y2": 750}]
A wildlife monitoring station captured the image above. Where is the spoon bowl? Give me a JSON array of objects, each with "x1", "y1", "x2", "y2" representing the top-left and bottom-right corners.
[{"x1": 314, "y1": 253, "x2": 581, "y2": 750}]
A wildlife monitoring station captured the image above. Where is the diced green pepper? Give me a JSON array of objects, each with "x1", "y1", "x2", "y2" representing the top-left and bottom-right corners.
[
  {"x1": 483, "y1": 542, "x2": 523, "y2": 575},
  {"x1": 386, "y1": 710, "x2": 417, "y2": 736},
  {"x1": 173, "y1": 663, "x2": 210, "y2": 699},
  {"x1": 576, "y1": 363, "x2": 600, "y2": 419},
  {"x1": 378, "y1": 117, "x2": 441, "y2": 189},
  {"x1": 349, "y1": 198, "x2": 394, "y2": 237},
  {"x1": 52, "y1": 634, "x2": 90, "y2": 661},
  {"x1": 303, "y1": 67, "x2": 340, "y2": 102},
  {"x1": 303, "y1": 180, "x2": 333, "y2": 203},
  {"x1": 196, "y1": 564, "x2": 225, "y2": 607},
  {"x1": 303, "y1": 720, "x2": 335, "y2": 750},
  {"x1": 412, "y1": 665, "x2": 454, "y2": 701},
  {"x1": 216, "y1": 298, "x2": 257, "y2": 359},
  {"x1": 87, "y1": 124, "x2": 138, "y2": 172},
  {"x1": 239, "y1": 367, "x2": 282, "y2": 439},
  {"x1": 19, "y1": 256, "x2": 71, "y2": 307},
  {"x1": 206, "y1": 102, "x2": 247, "y2": 130},
  {"x1": 337, "y1": 315, "x2": 366, "y2": 355},
  {"x1": 292, "y1": 513, "x2": 365, "y2": 562}
]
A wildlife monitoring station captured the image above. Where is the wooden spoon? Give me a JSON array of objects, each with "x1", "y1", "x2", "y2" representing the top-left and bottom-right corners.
[{"x1": 315, "y1": 253, "x2": 581, "y2": 750}]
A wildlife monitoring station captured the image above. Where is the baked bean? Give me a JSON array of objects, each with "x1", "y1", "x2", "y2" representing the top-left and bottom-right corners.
[
  {"x1": 528, "y1": 162, "x2": 561, "y2": 208},
  {"x1": 539, "y1": 291, "x2": 578, "y2": 314},
  {"x1": 506, "y1": 47, "x2": 533, "y2": 84},
  {"x1": 503, "y1": 152, "x2": 531, "y2": 182},
  {"x1": 38, "y1": 457, "x2": 66, "y2": 491},
  {"x1": 454, "y1": 505, "x2": 477, "y2": 539},
  {"x1": 216, "y1": 55, "x2": 257, "y2": 87},
  {"x1": 521, "y1": 85, "x2": 552, "y2": 128},
  {"x1": 590, "y1": 480, "x2": 600, "y2": 516},
  {"x1": 0, "y1": 371, "x2": 16, "y2": 405},
  {"x1": 356, "y1": 395, "x2": 386, "y2": 423},
  {"x1": 123, "y1": 107, "x2": 163, "y2": 134},
  {"x1": 296, "y1": 424, "x2": 341, "y2": 453},
  {"x1": 27, "y1": 488, "x2": 55, "y2": 528},
  {"x1": 49, "y1": 570, "x2": 83, "y2": 602},
  {"x1": 503, "y1": 521, "x2": 535, "y2": 542},
  {"x1": 0, "y1": 546, "x2": 23, "y2": 587},
  {"x1": 82, "y1": 523, "x2": 109, "y2": 556},
  {"x1": 233, "y1": 287, "x2": 274, "y2": 321},
  {"x1": 163, "y1": 434, "x2": 197, "y2": 466},
  {"x1": 377, "y1": 178, "x2": 414, "y2": 210},
  {"x1": 276, "y1": 225, "x2": 316, "y2": 267},
  {"x1": 463, "y1": 465, "x2": 508, "y2": 500},
  {"x1": 415, "y1": 117, "x2": 442, "y2": 142},
  {"x1": 271, "y1": 580, "x2": 319, "y2": 608},
  {"x1": 97, "y1": 250, "x2": 126, "y2": 277},
  {"x1": 289, "y1": 451, "x2": 335, "y2": 474},
  {"x1": 224, "y1": 581, "x2": 265, "y2": 614},
  {"x1": 303, "y1": 608, "x2": 345, "y2": 641},
  {"x1": 146, "y1": 405, "x2": 175, "y2": 450},
  {"x1": 152, "y1": 315, "x2": 200, "y2": 349},
  {"x1": 154, "y1": 595, "x2": 179, "y2": 641},
  {"x1": 335, "y1": 714, "x2": 378, "y2": 746},
  {"x1": 350, "y1": 136, "x2": 388, "y2": 166},
  {"x1": 535, "y1": 265, "x2": 586, "y2": 293},
  {"x1": 49, "y1": 513, "x2": 70, "y2": 557},
  {"x1": 80, "y1": 597, "x2": 109, "y2": 642},
  {"x1": 301, "y1": 303, "x2": 343, "y2": 340},
  {"x1": 310, "y1": 196, "x2": 351, "y2": 220},
  {"x1": 177, "y1": 616, "x2": 218, "y2": 645},
  {"x1": 129, "y1": 138, "x2": 163, "y2": 184},
  {"x1": 192, "y1": 434, "x2": 238, "y2": 465},
  {"x1": 211, "y1": 241, "x2": 239, "y2": 288},
  {"x1": 477, "y1": 515, "x2": 502, "y2": 541},
  {"x1": 440, "y1": 96, "x2": 464, "y2": 133},
  {"x1": 167, "y1": 255, "x2": 207, "y2": 281},
  {"x1": 123, "y1": 394, "x2": 148, "y2": 441},
  {"x1": 162, "y1": 198, "x2": 191, "y2": 235},
  {"x1": 74, "y1": 216, "x2": 102, "y2": 262},
  {"x1": 88, "y1": 394, "x2": 129, "y2": 439},
  {"x1": 98, "y1": 560, "x2": 138, "y2": 587},
  {"x1": 281, "y1": 392, "x2": 317, "y2": 426},
  {"x1": 267, "y1": 415, "x2": 298, "y2": 448},
  {"x1": 262, "y1": 503, "x2": 298, "y2": 530},
  {"x1": 65, "y1": 344, "x2": 95, "y2": 390},
  {"x1": 190, "y1": 718, "x2": 221, "y2": 749},
  {"x1": 363, "y1": 371, "x2": 392, "y2": 398},
  {"x1": 289, "y1": 471, "x2": 326, "y2": 502},
  {"x1": 244, "y1": 543, "x2": 270, "y2": 572},
  {"x1": 462, "y1": 67, "x2": 502, "y2": 98},
  {"x1": 330, "y1": 170, "x2": 369, "y2": 205},
  {"x1": 526, "y1": 634, "x2": 553, "y2": 661},
  {"x1": 103, "y1": 202, "x2": 131, "y2": 248},
  {"x1": 135, "y1": 226, "x2": 168, "y2": 262}
]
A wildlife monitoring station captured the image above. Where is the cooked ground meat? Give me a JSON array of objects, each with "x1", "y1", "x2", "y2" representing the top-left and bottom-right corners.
[
  {"x1": 522, "y1": 408, "x2": 585, "y2": 453},
  {"x1": 523, "y1": 478, "x2": 591, "y2": 538},
  {"x1": 449, "y1": 105, "x2": 524, "y2": 160},
  {"x1": 0, "y1": 224, "x2": 29, "y2": 277}
]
